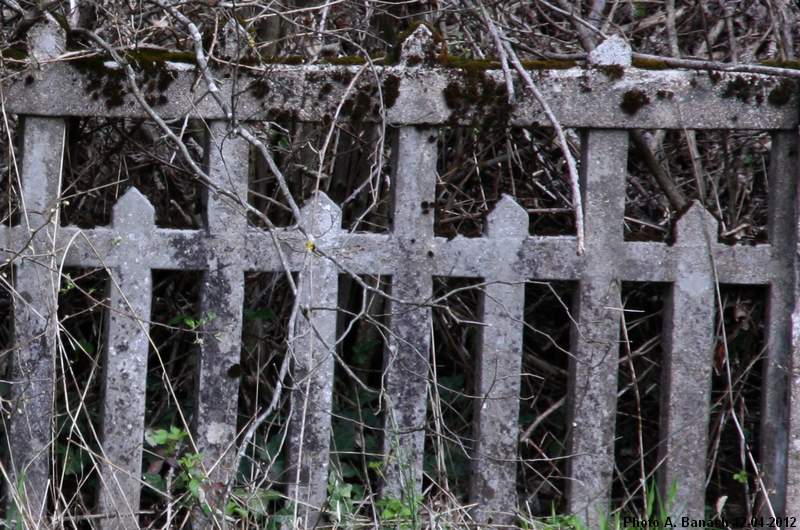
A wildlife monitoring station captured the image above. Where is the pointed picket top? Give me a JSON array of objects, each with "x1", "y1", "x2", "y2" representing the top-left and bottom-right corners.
[
  {"x1": 300, "y1": 192, "x2": 342, "y2": 238},
  {"x1": 400, "y1": 24, "x2": 435, "y2": 65},
  {"x1": 485, "y1": 194, "x2": 528, "y2": 238},
  {"x1": 588, "y1": 34, "x2": 631, "y2": 67},
  {"x1": 28, "y1": 14, "x2": 66, "y2": 63},
  {"x1": 221, "y1": 19, "x2": 249, "y2": 59},
  {"x1": 674, "y1": 200, "x2": 718, "y2": 245},
  {"x1": 112, "y1": 187, "x2": 155, "y2": 231}
]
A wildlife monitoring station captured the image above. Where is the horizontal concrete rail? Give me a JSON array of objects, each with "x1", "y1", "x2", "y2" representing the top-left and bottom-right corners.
[
  {"x1": 2, "y1": 62, "x2": 797, "y2": 129},
  {"x1": 0, "y1": 225, "x2": 778, "y2": 284}
]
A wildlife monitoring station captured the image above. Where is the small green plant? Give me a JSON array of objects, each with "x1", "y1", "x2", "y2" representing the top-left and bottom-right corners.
[
  {"x1": 224, "y1": 488, "x2": 282, "y2": 519},
  {"x1": 520, "y1": 480, "x2": 680, "y2": 530},
  {"x1": 145, "y1": 425, "x2": 188, "y2": 456},
  {"x1": 521, "y1": 509, "x2": 587, "y2": 530},
  {"x1": 376, "y1": 493, "x2": 423, "y2": 529},
  {"x1": 144, "y1": 426, "x2": 211, "y2": 513},
  {"x1": 607, "y1": 480, "x2": 678, "y2": 530},
  {"x1": 375, "y1": 435, "x2": 423, "y2": 529},
  {"x1": 177, "y1": 452, "x2": 207, "y2": 506},
  {"x1": 60, "y1": 273, "x2": 77, "y2": 294},
  {"x1": 168, "y1": 311, "x2": 217, "y2": 330},
  {"x1": 328, "y1": 473, "x2": 360, "y2": 524},
  {"x1": 167, "y1": 312, "x2": 217, "y2": 344},
  {"x1": 732, "y1": 469, "x2": 748, "y2": 484}
]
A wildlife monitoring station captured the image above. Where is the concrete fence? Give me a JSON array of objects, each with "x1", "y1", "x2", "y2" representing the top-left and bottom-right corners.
[{"x1": 3, "y1": 21, "x2": 800, "y2": 529}]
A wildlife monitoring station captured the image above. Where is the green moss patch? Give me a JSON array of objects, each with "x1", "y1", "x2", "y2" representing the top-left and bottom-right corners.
[
  {"x1": 767, "y1": 78, "x2": 795, "y2": 106},
  {"x1": 595, "y1": 64, "x2": 625, "y2": 79},
  {"x1": 620, "y1": 89, "x2": 650, "y2": 115},
  {"x1": 631, "y1": 57, "x2": 670, "y2": 70},
  {"x1": 322, "y1": 56, "x2": 367, "y2": 66},
  {"x1": 760, "y1": 59, "x2": 800, "y2": 70},
  {"x1": 437, "y1": 55, "x2": 576, "y2": 72},
  {"x1": 382, "y1": 74, "x2": 401, "y2": 108},
  {"x1": 721, "y1": 75, "x2": 758, "y2": 102}
]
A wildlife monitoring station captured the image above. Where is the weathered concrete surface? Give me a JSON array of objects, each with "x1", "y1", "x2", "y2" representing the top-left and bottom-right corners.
[
  {"x1": 382, "y1": 127, "x2": 436, "y2": 500},
  {"x1": 784, "y1": 131, "x2": 800, "y2": 513},
  {"x1": 194, "y1": 125, "x2": 248, "y2": 489},
  {"x1": 6, "y1": 116, "x2": 64, "y2": 527},
  {"x1": 286, "y1": 193, "x2": 340, "y2": 528},
  {"x1": 658, "y1": 202, "x2": 716, "y2": 519},
  {"x1": 399, "y1": 25, "x2": 436, "y2": 66},
  {"x1": 760, "y1": 131, "x2": 796, "y2": 516},
  {"x1": 789, "y1": 298, "x2": 800, "y2": 509},
  {"x1": 191, "y1": 124, "x2": 249, "y2": 526},
  {"x1": 97, "y1": 188, "x2": 154, "y2": 529},
  {"x1": 6, "y1": 19, "x2": 65, "y2": 526},
  {"x1": 4, "y1": 62, "x2": 798, "y2": 129},
  {"x1": 589, "y1": 35, "x2": 632, "y2": 67},
  {"x1": 566, "y1": 130, "x2": 626, "y2": 526},
  {"x1": 469, "y1": 196, "x2": 528, "y2": 527},
  {"x1": 0, "y1": 224, "x2": 776, "y2": 287},
  {"x1": 27, "y1": 16, "x2": 64, "y2": 64}
]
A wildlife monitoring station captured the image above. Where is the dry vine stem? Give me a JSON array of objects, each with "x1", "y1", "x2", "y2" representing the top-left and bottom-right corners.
[
  {"x1": 704, "y1": 219, "x2": 777, "y2": 520},
  {"x1": 476, "y1": 4, "x2": 585, "y2": 254}
]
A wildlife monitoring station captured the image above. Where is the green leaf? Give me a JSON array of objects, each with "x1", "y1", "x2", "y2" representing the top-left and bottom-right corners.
[
  {"x1": 377, "y1": 495, "x2": 417, "y2": 521},
  {"x1": 60, "y1": 273, "x2": 76, "y2": 294},
  {"x1": 145, "y1": 428, "x2": 170, "y2": 446},
  {"x1": 168, "y1": 314, "x2": 187, "y2": 326},
  {"x1": 225, "y1": 500, "x2": 249, "y2": 517},
  {"x1": 179, "y1": 452, "x2": 204, "y2": 473},
  {"x1": 733, "y1": 469, "x2": 748, "y2": 483},
  {"x1": 188, "y1": 478, "x2": 201, "y2": 498},
  {"x1": 169, "y1": 425, "x2": 188, "y2": 441},
  {"x1": 167, "y1": 314, "x2": 202, "y2": 329},
  {"x1": 143, "y1": 472, "x2": 166, "y2": 492},
  {"x1": 335, "y1": 483, "x2": 352, "y2": 498}
]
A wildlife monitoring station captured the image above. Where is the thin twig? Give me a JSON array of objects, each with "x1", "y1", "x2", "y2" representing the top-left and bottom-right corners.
[
  {"x1": 504, "y1": 46, "x2": 584, "y2": 253},
  {"x1": 475, "y1": 5, "x2": 584, "y2": 253},
  {"x1": 478, "y1": 5, "x2": 515, "y2": 105}
]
